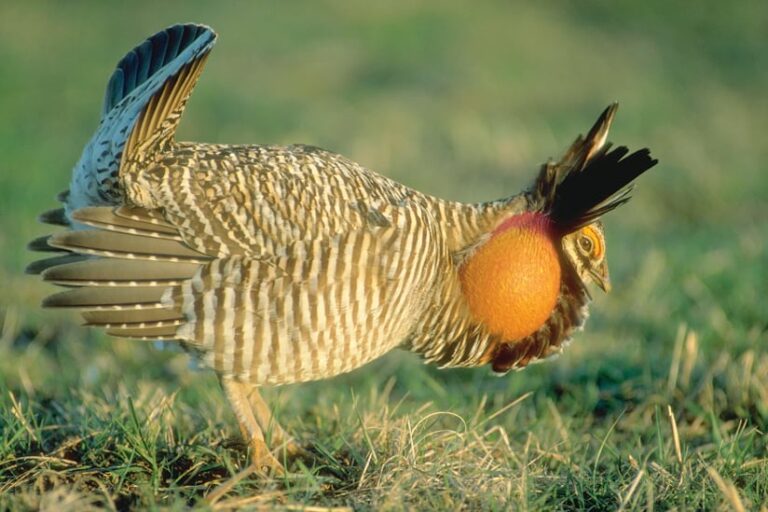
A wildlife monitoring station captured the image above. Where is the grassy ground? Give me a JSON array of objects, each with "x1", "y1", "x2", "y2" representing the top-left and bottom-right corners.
[{"x1": 1, "y1": 1, "x2": 766, "y2": 510}]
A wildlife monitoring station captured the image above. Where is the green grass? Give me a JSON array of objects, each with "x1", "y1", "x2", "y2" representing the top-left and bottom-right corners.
[{"x1": 1, "y1": 1, "x2": 766, "y2": 509}]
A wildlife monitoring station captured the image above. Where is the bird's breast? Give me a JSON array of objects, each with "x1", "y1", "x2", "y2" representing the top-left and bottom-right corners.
[{"x1": 459, "y1": 213, "x2": 561, "y2": 341}]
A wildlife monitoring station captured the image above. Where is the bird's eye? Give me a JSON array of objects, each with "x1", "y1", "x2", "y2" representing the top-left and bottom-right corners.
[{"x1": 578, "y1": 235, "x2": 593, "y2": 254}]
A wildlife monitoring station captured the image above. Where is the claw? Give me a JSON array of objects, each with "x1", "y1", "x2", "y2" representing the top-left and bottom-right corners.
[{"x1": 251, "y1": 448, "x2": 286, "y2": 476}]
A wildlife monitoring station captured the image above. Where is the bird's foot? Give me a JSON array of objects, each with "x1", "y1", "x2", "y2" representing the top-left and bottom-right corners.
[
  {"x1": 205, "y1": 453, "x2": 283, "y2": 504},
  {"x1": 251, "y1": 444, "x2": 286, "y2": 476}
]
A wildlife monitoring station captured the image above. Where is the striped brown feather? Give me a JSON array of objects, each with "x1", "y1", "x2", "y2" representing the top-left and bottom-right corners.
[
  {"x1": 113, "y1": 205, "x2": 177, "y2": 227},
  {"x1": 82, "y1": 308, "x2": 183, "y2": 326},
  {"x1": 43, "y1": 286, "x2": 167, "y2": 309},
  {"x1": 49, "y1": 230, "x2": 210, "y2": 262},
  {"x1": 164, "y1": 206, "x2": 444, "y2": 385},
  {"x1": 71, "y1": 207, "x2": 181, "y2": 239},
  {"x1": 42, "y1": 259, "x2": 199, "y2": 287}
]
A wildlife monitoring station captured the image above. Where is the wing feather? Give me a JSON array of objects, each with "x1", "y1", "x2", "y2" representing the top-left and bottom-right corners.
[{"x1": 34, "y1": 204, "x2": 440, "y2": 387}]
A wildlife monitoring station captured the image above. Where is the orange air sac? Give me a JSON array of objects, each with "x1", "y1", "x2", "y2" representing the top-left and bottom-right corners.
[{"x1": 459, "y1": 213, "x2": 561, "y2": 340}]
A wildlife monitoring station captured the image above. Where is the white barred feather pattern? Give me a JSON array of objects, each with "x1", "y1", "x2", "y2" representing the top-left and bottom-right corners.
[{"x1": 29, "y1": 23, "x2": 638, "y2": 390}]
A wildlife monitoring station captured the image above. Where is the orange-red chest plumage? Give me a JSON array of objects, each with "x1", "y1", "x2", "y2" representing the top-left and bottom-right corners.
[{"x1": 459, "y1": 212, "x2": 561, "y2": 341}]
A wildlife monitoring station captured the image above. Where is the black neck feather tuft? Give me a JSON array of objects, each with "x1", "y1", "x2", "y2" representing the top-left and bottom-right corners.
[
  {"x1": 549, "y1": 144, "x2": 657, "y2": 233},
  {"x1": 531, "y1": 105, "x2": 658, "y2": 234}
]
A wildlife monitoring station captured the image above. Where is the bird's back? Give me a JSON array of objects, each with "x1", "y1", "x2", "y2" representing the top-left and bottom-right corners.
[
  {"x1": 123, "y1": 142, "x2": 434, "y2": 253},
  {"x1": 116, "y1": 140, "x2": 458, "y2": 383}
]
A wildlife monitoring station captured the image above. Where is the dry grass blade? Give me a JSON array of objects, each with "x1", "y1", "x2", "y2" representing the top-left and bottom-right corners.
[
  {"x1": 7, "y1": 391, "x2": 37, "y2": 440},
  {"x1": 706, "y1": 467, "x2": 747, "y2": 512},
  {"x1": 478, "y1": 391, "x2": 533, "y2": 427},
  {"x1": 666, "y1": 405, "x2": 683, "y2": 466},
  {"x1": 282, "y1": 507, "x2": 353, "y2": 512},
  {"x1": 205, "y1": 465, "x2": 261, "y2": 505},
  {"x1": 680, "y1": 329, "x2": 699, "y2": 389},
  {"x1": 618, "y1": 469, "x2": 644, "y2": 512}
]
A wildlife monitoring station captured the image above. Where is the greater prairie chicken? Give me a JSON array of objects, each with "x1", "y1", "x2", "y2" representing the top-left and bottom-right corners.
[{"x1": 28, "y1": 24, "x2": 657, "y2": 472}]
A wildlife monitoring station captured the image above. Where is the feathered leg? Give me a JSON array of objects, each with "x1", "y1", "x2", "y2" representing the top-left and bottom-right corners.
[
  {"x1": 243, "y1": 385, "x2": 307, "y2": 459},
  {"x1": 219, "y1": 376, "x2": 284, "y2": 474}
]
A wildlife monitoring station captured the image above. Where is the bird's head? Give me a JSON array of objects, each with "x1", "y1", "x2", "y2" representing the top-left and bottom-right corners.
[
  {"x1": 459, "y1": 104, "x2": 656, "y2": 345},
  {"x1": 561, "y1": 221, "x2": 610, "y2": 293}
]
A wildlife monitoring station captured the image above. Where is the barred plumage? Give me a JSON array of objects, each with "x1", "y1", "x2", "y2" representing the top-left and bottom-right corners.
[{"x1": 28, "y1": 24, "x2": 657, "y2": 473}]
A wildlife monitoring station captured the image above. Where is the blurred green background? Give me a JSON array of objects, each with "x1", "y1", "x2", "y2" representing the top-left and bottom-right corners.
[
  {"x1": 2, "y1": 0, "x2": 765, "y2": 353},
  {"x1": 0, "y1": 1, "x2": 766, "y2": 508}
]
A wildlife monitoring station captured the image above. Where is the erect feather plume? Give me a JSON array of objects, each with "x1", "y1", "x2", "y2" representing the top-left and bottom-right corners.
[
  {"x1": 533, "y1": 103, "x2": 658, "y2": 233},
  {"x1": 67, "y1": 24, "x2": 217, "y2": 209},
  {"x1": 549, "y1": 145, "x2": 656, "y2": 232}
]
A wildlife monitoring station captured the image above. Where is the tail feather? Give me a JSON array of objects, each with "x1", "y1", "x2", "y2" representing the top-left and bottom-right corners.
[
  {"x1": 29, "y1": 25, "x2": 216, "y2": 299},
  {"x1": 48, "y1": 230, "x2": 210, "y2": 262},
  {"x1": 82, "y1": 308, "x2": 184, "y2": 327},
  {"x1": 106, "y1": 325, "x2": 181, "y2": 340},
  {"x1": 121, "y1": 49, "x2": 210, "y2": 161},
  {"x1": 27, "y1": 235, "x2": 61, "y2": 253},
  {"x1": 42, "y1": 286, "x2": 168, "y2": 309},
  {"x1": 101, "y1": 24, "x2": 214, "y2": 121},
  {"x1": 68, "y1": 23, "x2": 216, "y2": 211},
  {"x1": 99, "y1": 318, "x2": 185, "y2": 331},
  {"x1": 31, "y1": 202, "x2": 77, "y2": 272}
]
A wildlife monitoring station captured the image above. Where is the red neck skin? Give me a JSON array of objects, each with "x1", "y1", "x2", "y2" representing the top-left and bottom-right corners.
[{"x1": 493, "y1": 212, "x2": 554, "y2": 237}]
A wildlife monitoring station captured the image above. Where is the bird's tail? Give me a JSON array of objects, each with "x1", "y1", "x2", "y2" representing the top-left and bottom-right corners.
[
  {"x1": 28, "y1": 24, "x2": 216, "y2": 275},
  {"x1": 67, "y1": 23, "x2": 216, "y2": 212},
  {"x1": 533, "y1": 104, "x2": 658, "y2": 233}
]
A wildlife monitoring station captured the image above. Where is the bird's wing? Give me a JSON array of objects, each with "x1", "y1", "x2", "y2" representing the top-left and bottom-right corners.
[
  {"x1": 125, "y1": 143, "x2": 420, "y2": 260},
  {"x1": 38, "y1": 204, "x2": 441, "y2": 385}
]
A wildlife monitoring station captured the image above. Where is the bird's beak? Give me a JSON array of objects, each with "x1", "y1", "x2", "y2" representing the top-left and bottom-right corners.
[{"x1": 590, "y1": 261, "x2": 612, "y2": 293}]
